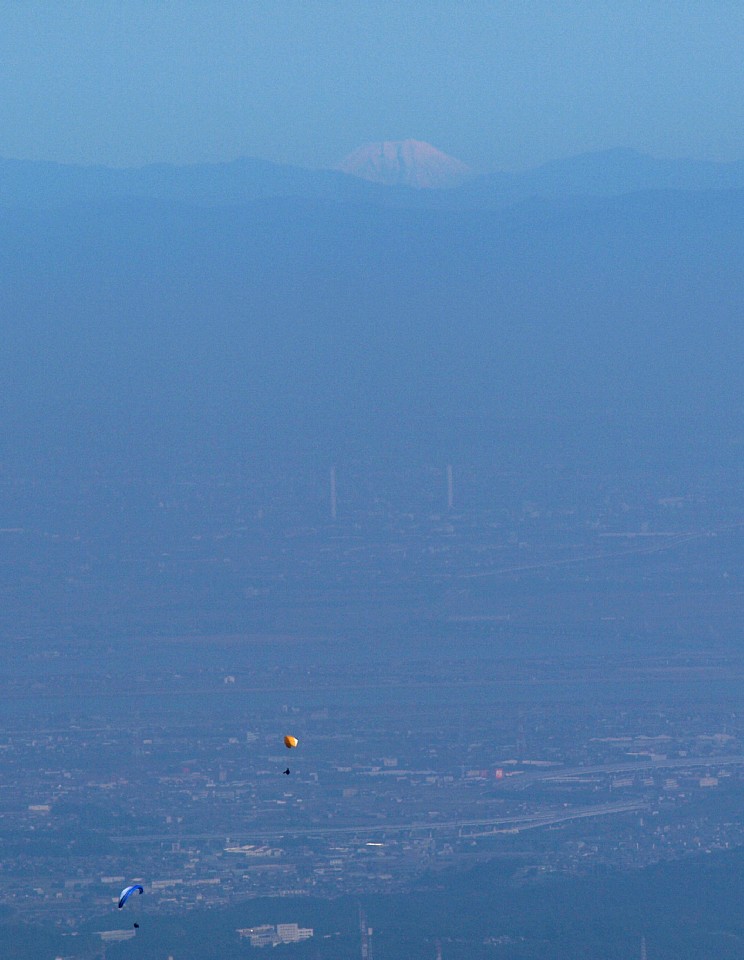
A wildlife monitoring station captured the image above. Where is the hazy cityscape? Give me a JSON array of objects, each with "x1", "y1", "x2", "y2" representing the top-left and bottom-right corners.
[
  {"x1": 2, "y1": 4, "x2": 744, "y2": 958},
  {"x1": 0, "y1": 438, "x2": 742, "y2": 957}
]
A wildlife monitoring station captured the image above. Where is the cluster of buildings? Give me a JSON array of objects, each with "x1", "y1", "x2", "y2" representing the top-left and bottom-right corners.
[
  {"x1": 1, "y1": 651, "x2": 744, "y2": 932},
  {"x1": 237, "y1": 923, "x2": 313, "y2": 947},
  {"x1": 0, "y1": 450, "x2": 741, "y2": 953}
]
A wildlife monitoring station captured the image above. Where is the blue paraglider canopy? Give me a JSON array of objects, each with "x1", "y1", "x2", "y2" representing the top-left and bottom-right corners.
[{"x1": 118, "y1": 884, "x2": 144, "y2": 909}]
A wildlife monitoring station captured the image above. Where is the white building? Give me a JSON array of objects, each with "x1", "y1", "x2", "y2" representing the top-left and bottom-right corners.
[{"x1": 237, "y1": 922, "x2": 314, "y2": 947}]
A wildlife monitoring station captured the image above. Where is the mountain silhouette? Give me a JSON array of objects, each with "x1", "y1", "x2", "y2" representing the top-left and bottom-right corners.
[{"x1": 338, "y1": 139, "x2": 472, "y2": 189}]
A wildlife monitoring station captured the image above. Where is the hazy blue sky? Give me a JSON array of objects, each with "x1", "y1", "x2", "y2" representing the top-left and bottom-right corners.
[{"x1": 1, "y1": 0, "x2": 742, "y2": 171}]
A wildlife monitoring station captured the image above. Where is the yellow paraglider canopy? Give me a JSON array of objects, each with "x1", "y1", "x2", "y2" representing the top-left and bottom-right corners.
[{"x1": 283, "y1": 735, "x2": 298, "y2": 749}]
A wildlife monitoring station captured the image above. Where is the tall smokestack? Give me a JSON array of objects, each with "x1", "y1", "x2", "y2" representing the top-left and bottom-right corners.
[{"x1": 330, "y1": 466, "x2": 337, "y2": 521}]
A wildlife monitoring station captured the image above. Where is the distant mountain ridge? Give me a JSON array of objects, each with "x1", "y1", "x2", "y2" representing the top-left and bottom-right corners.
[
  {"x1": 2, "y1": 148, "x2": 744, "y2": 210},
  {"x1": 0, "y1": 155, "x2": 393, "y2": 208},
  {"x1": 460, "y1": 147, "x2": 744, "y2": 204}
]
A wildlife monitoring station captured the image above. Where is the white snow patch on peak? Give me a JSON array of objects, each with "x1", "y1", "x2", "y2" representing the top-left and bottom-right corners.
[{"x1": 338, "y1": 139, "x2": 471, "y2": 189}]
